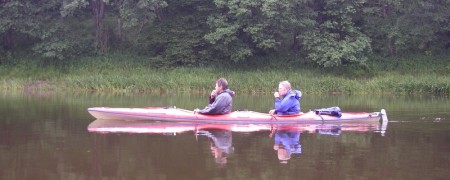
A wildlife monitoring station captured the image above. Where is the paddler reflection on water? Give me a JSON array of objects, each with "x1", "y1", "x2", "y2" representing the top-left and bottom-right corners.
[
  {"x1": 270, "y1": 127, "x2": 302, "y2": 164},
  {"x1": 197, "y1": 128, "x2": 234, "y2": 165}
]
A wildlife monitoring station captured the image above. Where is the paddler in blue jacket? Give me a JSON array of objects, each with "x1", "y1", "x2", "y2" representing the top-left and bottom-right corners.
[
  {"x1": 194, "y1": 78, "x2": 235, "y2": 115},
  {"x1": 269, "y1": 81, "x2": 302, "y2": 115}
]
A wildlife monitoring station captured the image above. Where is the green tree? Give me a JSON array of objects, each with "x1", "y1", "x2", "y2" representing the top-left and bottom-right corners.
[
  {"x1": 362, "y1": 0, "x2": 450, "y2": 55},
  {"x1": 60, "y1": 0, "x2": 167, "y2": 55},
  {"x1": 301, "y1": 0, "x2": 372, "y2": 67},
  {"x1": 1, "y1": 0, "x2": 449, "y2": 67},
  {"x1": 204, "y1": 0, "x2": 314, "y2": 63},
  {"x1": 138, "y1": 0, "x2": 213, "y2": 67},
  {"x1": 0, "y1": 0, "x2": 92, "y2": 60},
  {"x1": 0, "y1": 1, "x2": 63, "y2": 55}
]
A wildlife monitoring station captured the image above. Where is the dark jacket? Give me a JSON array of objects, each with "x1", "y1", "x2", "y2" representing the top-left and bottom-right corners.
[
  {"x1": 198, "y1": 89, "x2": 235, "y2": 115},
  {"x1": 274, "y1": 90, "x2": 302, "y2": 115}
]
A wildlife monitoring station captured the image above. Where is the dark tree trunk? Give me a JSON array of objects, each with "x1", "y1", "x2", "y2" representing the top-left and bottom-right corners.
[
  {"x1": 116, "y1": 18, "x2": 122, "y2": 41},
  {"x1": 382, "y1": 3, "x2": 396, "y2": 55},
  {"x1": 90, "y1": 0, "x2": 107, "y2": 53},
  {"x1": 2, "y1": 29, "x2": 13, "y2": 50},
  {"x1": 290, "y1": 32, "x2": 299, "y2": 51}
]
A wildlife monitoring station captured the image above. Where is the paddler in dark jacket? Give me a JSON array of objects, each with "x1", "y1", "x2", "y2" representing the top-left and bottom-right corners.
[
  {"x1": 194, "y1": 78, "x2": 235, "y2": 115},
  {"x1": 269, "y1": 81, "x2": 302, "y2": 115}
]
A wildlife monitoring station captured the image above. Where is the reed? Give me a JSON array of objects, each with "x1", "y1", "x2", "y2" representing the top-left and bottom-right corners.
[{"x1": 0, "y1": 54, "x2": 449, "y2": 95}]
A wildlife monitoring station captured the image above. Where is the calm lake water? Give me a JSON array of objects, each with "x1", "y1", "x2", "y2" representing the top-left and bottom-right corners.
[{"x1": 0, "y1": 91, "x2": 449, "y2": 180}]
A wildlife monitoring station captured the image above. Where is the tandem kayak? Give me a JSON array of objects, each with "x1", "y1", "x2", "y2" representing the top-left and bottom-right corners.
[{"x1": 87, "y1": 106, "x2": 388, "y2": 124}]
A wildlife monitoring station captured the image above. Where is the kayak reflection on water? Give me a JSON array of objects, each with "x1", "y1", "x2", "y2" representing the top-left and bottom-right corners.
[
  {"x1": 197, "y1": 129, "x2": 234, "y2": 165},
  {"x1": 271, "y1": 128, "x2": 302, "y2": 164},
  {"x1": 88, "y1": 119, "x2": 387, "y2": 164}
]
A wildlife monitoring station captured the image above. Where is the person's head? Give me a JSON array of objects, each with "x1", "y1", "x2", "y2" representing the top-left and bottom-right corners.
[
  {"x1": 215, "y1": 156, "x2": 227, "y2": 164},
  {"x1": 210, "y1": 144, "x2": 228, "y2": 164},
  {"x1": 278, "y1": 81, "x2": 291, "y2": 96},
  {"x1": 277, "y1": 148, "x2": 291, "y2": 163},
  {"x1": 216, "y1": 78, "x2": 228, "y2": 92}
]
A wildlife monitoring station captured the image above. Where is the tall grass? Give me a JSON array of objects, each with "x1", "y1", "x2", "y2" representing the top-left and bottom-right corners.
[{"x1": 0, "y1": 54, "x2": 449, "y2": 95}]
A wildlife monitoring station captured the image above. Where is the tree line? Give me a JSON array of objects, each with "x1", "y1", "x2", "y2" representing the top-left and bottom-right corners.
[{"x1": 1, "y1": 0, "x2": 449, "y2": 67}]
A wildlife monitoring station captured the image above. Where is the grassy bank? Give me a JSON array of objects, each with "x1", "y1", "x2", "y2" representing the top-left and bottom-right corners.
[{"x1": 0, "y1": 54, "x2": 449, "y2": 95}]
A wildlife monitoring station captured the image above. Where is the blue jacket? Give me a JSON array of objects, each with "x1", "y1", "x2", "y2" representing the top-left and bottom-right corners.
[
  {"x1": 199, "y1": 89, "x2": 235, "y2": 115},
  {"x1": 274, "y1": 90, "x2": 302, "y2": 115}
]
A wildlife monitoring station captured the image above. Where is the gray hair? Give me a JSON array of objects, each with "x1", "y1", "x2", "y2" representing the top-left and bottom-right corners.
[
  {"x1": 279, "y1": 81, "x2": 291, "y2": 90},
  {"x1": 217, "y1": 78, "x2": 228, "y2": 89}
]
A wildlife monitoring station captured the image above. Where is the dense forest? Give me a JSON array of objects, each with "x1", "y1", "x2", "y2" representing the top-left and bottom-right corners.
[{"x1": 1, "y1": 0, "x2": 449, "y2": 68}]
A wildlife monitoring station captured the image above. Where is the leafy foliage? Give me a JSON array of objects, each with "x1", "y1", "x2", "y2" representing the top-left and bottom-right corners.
[
  {"x1": 301, "y1": 0, "x2": 372, "y2": 67},
  {"x1": 204, "y1": 0, "x2": 314, "y2": 62},
  {"x1": 0, "y1": 0, "x2": 449, "y2": 67},
  {"x1": 361, "y1": 0, "x2": 450, "y2": 55}
]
